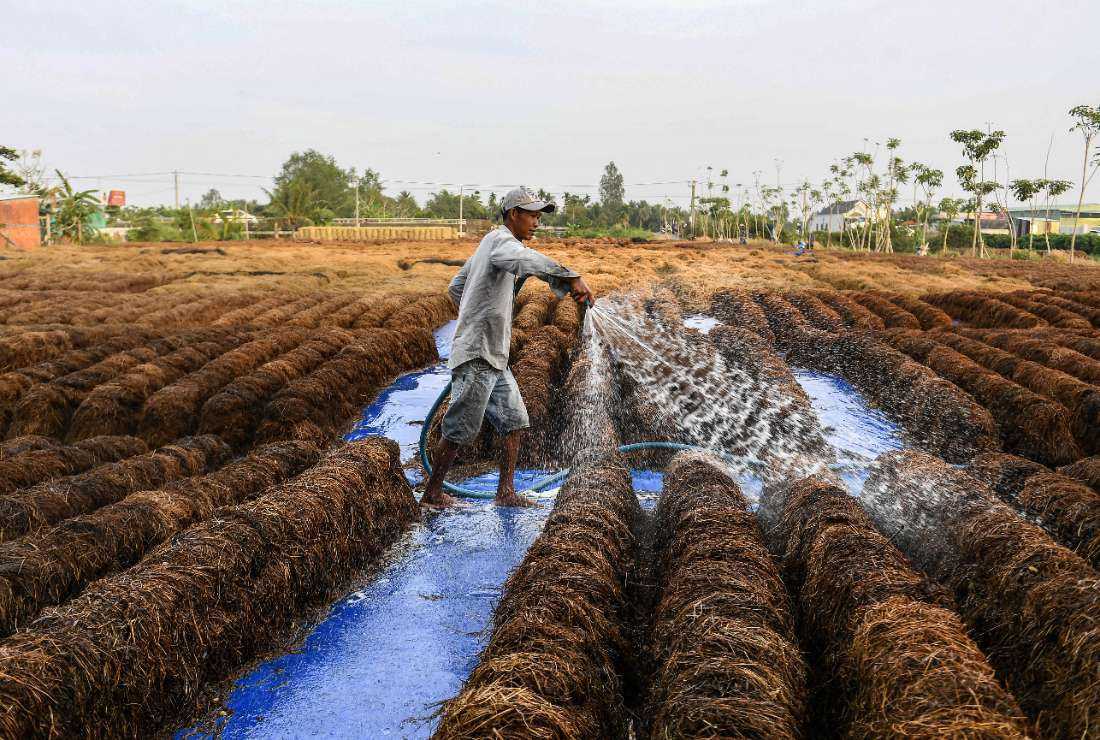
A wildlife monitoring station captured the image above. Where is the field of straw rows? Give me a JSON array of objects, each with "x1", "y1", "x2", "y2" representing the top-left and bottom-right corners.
[{"x1": 0, "y1": 238, "x2": 1098, "y2": 738}]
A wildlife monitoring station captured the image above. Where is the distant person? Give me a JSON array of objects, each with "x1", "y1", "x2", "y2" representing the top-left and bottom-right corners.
[
  {"x1": 422, "y1": 187, "x2": 593, "y2": 508},
  {"x1": 738, "y1": 224, "x2": 748, "y2": 244}
]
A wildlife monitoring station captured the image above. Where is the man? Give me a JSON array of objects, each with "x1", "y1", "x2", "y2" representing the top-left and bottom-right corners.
[{"x1": 421, "y1": 187, "x2": 593, "y2": 508}]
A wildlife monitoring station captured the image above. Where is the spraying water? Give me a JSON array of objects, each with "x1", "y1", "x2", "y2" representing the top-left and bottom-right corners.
[{"x1": 579, "y1": 289, "x2": 837, "y2": 493}]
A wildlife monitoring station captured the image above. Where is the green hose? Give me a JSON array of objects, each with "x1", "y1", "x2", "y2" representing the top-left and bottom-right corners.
[{"x1": 418, "y1": 380, "x2": 728, "y2": 500}]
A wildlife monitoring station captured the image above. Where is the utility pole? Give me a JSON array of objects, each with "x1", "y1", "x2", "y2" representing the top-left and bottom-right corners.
[
  {"x1": 689, "y1": 179, "x2": 697, "y2": 238},
  {"x1": 355, "y1": 180, "x2": 360, "y2": 227},
  {"x1": 458, "y1": 184, "x2": 465, "y2": 236},
  {"x1": 173, "y1": 170, "x2": 180, "y2": 210}
]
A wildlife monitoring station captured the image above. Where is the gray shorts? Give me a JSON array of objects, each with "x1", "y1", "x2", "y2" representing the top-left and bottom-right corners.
[{"x1": 442, "y1": 359, "x2": 530, "y2": 445}]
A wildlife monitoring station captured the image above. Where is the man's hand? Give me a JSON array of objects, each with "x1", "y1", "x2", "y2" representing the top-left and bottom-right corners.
[{"x1": 568, "y1": 276, "x2": 594, "y2": 306}]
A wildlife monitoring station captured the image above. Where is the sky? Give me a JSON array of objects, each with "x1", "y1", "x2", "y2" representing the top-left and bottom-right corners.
[{"x1": 4, "y1": 0, "x2": 1098, "y2": 209}]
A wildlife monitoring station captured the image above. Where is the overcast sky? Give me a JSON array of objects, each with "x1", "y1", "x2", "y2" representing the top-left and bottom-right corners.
[{"x1": 5, "y1": 0, "x2": 1098, "y2": 208}]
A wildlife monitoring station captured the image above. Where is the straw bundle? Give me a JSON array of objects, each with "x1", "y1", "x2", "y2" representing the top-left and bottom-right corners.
[
  {"x1": 0, "y1": 439, "x2": 418, "y2": 739},
  {"x1": 0, "y1": 440, "x2": 321, "y2": 637},
  {"x1": 1059, "y1": 455, "x2": 1100, "y2": 493},
  {"x1": 768, "y1": 477, "x2": 1029, "y2": 738},
  {"x1": 1029, "y1": 291, "x2": 1100, "y2": 327},
  {"x1": 434, "y1": 455, "x2": 640, "y2": 739},
  {"x1": 0, "y1": 331, "x2": 74, "y2": 372},
  {"x1": 137, "y1": 328, "x2": 309, "y2": 447},
  {"x1": 812, "y1": 290, "x2": 886, "y2": 330},
  {"x1": 997, "y1": 292, "x2": 1092, "y2": 331},
  {"x1": 645, "y1": 453, "x2": 806, "y2": 738},
  {"x1": 880, "y1": 330, "x2": 1079, "y2": 466},
  {"x1": 783, "y1": 327, "x2": 997, "y2": 462},
  {"x1": 551, "y1": 298, "x2": 581, "y2": 337},
  {"x1": 255, "y1": 328, "x2": 438, "y2": 445},
  {"x1": 921, "y1": 291, "x2": 1047, "y2": 329},
  {"x1": 512, "y1": 326, "x2": 573, "y2": 464},
  {"x1": 0, "y1": 435, "x2": 230, "y2": 542},
  {"x1": 783, "y1": 291, "x2": 845, "y2": 332},
  {"x1": 753, "y1": 292, "x2": 812, "y2": 346},
  {"x1": 708, "y1": 288, "x2": 775, "y2": 341},
  {"x1": 933, "y1": 331, "x2": 1100, "y2": 455},
  {"x1": 863, "y1": 451, "x2": 1100, "y2": 738},
  {"x1": 66, "y1": 337, "x2": 246, "y2": 442},
  {"x1": 383, "y1": 293, "x2": 457, "y2": 330},
  {"x1": 0, "y1": 436, "x2": 60, "y2": 460},
  {"x1": 198, "y1": 328, "x2": 357, "y2": 449},
  {"x1": 970, "y1": 451, "x2": 1100, "y2": 569},
  {"x1": 245, "y1": 293, "x2": 329, "y2": 327},
  {"x1": 0, "y1": 436, "x2": 148, "y2": 495},
  {"x1": 284, "y1": 293, "x2": 361, "y2": 328},
  {"x1": 873, "y1": 291, "x2": 953, "y2": 329},
  {"x1": 209, "y1": 294, "x2": 291, "y2": 326},
  {"x1": 849, "y1": 292, "x2": 922, "y2": 329}
]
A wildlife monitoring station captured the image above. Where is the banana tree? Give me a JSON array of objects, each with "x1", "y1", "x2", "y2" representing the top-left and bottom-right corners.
[{"x1": 44, "y1": 170, "x2": 101, "y2": 244}]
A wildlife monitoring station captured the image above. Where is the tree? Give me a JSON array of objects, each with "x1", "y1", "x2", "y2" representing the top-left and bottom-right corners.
[
  {"x1": 1041, "y1": 178, "x2": 1073, "y2": 254},
  {"x1": 46, "y1": 170, "x2": 100, "y2": 244},
  {"x1": 912, "y1": 163, "x2": 943, "y2": 254},
  {"x1": 1010, "y1": 178, "x2": 1043, "y2": 252},
  {"x1": 271, "y1": 150, "x2": 355, "y2": 219},
  {"x1": 264, "y1": 180, "x2": 324, "y2": 229},
  {"x1": 1068, "y1": 104, "x2": 1100, "y2": 260},
  {"x1": 950, "y1": 128, "x2": 1005, "y2": 258},
  {"x1": 0, "y1": 146, "x2": 24, "y2": 189},
  {"x1": 938, "y1": 197, "x2": 962, "y2": 254},
  {"x1": 13, "y1": 149, "x2": 46, "y2": 191},
  {"x1": 199, "y1": 188, "x2": 224, "y2": 210},
  {"x1": 599, "y1": 161, "x2": 625, "y2": 225}
]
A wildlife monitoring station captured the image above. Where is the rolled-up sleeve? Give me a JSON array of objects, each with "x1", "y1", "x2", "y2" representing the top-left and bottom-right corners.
[{"x1": 488, "y1": 239, "x2": 579, "y2": 298}]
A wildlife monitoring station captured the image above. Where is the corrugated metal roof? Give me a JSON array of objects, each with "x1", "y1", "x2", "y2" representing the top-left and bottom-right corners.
[{"x1": 0, "y1": 193, "x2": 39, "y2": 202}]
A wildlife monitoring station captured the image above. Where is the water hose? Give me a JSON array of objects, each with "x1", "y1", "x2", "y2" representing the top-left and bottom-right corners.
[{"x1": 418, "y1": 380, "x2": 727, "y2": 500}]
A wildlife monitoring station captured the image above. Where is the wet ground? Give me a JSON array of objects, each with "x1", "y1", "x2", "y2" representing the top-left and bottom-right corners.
[{"x1": 179, "y1": 316, "x2": 908, "y2": 739}]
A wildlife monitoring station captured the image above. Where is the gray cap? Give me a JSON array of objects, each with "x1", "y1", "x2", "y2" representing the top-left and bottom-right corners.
[{"x1": 500, "y1": 186, "x2": 556, "y2": 215}]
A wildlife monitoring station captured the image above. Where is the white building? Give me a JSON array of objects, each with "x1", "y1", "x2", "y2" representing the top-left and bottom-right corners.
[{"x1": 810, "y1": 199, "x2": 888, "y2": 233}]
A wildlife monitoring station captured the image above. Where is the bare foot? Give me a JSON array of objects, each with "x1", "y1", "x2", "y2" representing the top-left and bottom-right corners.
[
  {"x1": 494, "y1": 490, "x2": 536, "y2": 507},
  {"x1": 420, "y1": 490, "x2": 461, "y2": 508}
]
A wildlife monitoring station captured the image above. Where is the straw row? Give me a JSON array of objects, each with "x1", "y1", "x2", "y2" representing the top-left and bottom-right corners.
[
  {"x1": 382, "y1": 293, "x2": 457, "y2": 330},
  {"x1": 956, "y1": 327, "x2": 1100, "y2": 386},
  {"x1": 921, "y1": 291, "x2": 1047, "y2": 329},
  {"x1": 1030, "y1": 291, "x2": 1100, "y2": 327},
  {"x1": 769, "y1": 477, "x2": 1029, "y2": 738},
  {"x1": 0, "y1": 435, "x2": 231, "y2": 542},
  {"x1": 255, "y1": 328, "x2": 438, "y2": 446},
  {"x1": 996, "y1": 291, "x2": 1092, "y2": 330},
  {"x1": 849, "y1": 292, "x2": 922, "y2": 329},
  {"x1": 969, "y1": 451, "x2": 1100, "y2": 568},
  {"x1": 930, "y1": 330, "x2": 1100, "y2": 455},
  {"x1": 708, "y1": 288, "x2": 775, "y2": 341},
  {"x1": 813, "y1": 290, "x2": 886, "y2": 330},
  {"x1": 434, "y1": 454, "x2": 641, "y2": 738},
  {"x1": 645, "y1": 454, "x2": 806, "y2": 738},
  {"x1": 138, "y1": 327, "x2": 310, "y2": 447},
  {"x1": 197, "y1": 328, "x2": 360, "y2": 449},
  {"x1": 0, "y1": 436, "x2": 148, "y2": 495},
  {"x1": 512, "y1": 325, "x2": 573, "y2": 465},
  {"x1": 780, "y1": 326, "x2": 998, "y2": 462},
  {"x1": 0, "y1": 438, "x2": 419, "y2": 739},
  {"x1": 880, "y1": 329, "x2": 1080, "y2": 465},
  {"x1": 876, "y1": 291, "x2": 954, "y2": 329},
  {"x1": 862, "y1": 451, "x2": 1100, "y2": 738},
  {"x1": 66, "y1": 335, "x2": 248, "y2": 442},
  {"x1": 782, "y1": 291, "x2": 845, "y2": 332},
  {"x1": 0, "y1": 440, "x2": 322, "y2": 637}
]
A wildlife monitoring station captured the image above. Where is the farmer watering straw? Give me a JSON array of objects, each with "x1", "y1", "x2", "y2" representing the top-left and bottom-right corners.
[{"x1": 421, "y1": 186, "x2": 593, "y2": 508}]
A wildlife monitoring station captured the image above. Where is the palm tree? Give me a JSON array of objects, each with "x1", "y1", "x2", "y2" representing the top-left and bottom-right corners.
[
  {"x1": 44, "y1": 170, "x2": 100, "y2": 244},
  {"x1": 264, "y1": 180, "x2": 323, "y2": 230}
]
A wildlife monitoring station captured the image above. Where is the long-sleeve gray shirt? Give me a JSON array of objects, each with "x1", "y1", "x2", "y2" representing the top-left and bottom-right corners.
[{"x1": 447, "y1": 226, "x2": 579, "y2": 370}]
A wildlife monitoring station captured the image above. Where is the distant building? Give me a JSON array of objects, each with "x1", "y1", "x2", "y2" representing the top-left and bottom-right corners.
[
  {"x1": 0, "y1": 194, "x2": 41, "y2": 250},
  {"x1": 1008, "y1": 204, "x2": 1100, "y2": 236},
  {"x1": 211, "y1": 208, "x2": 259, "y2": 225},
  {"x1": 809, "y1": 199, "x2": 889, "y2": 233}
]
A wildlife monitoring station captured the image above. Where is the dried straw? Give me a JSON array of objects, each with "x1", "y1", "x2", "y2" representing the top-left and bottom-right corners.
[
  {"x1": 0, "y1": 438, "x2": 418, "y2": 738},
  {"x1": 970, "y1": 451, "x2": 1100, "y2": 569},
  {"x1": 0, "y1": 440, "x2": 321, "y2": 636},
  {"x1": 645, "y1": 453, "x2": 806, "y2": 738},
  {"x1": 434, "y1": 454, "x2": 640, "y2": 739},
  {"x1": 863, "y1": 450, "x2": 1100, "y2": 738},
  {"x1": 767, "y1": 476, "x2": 1029, "y2": 738}
]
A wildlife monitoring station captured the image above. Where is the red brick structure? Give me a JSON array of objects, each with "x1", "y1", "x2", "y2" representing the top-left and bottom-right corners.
[{"x1": 0, "y1": 195, "x2": 40, "y2": 250}]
